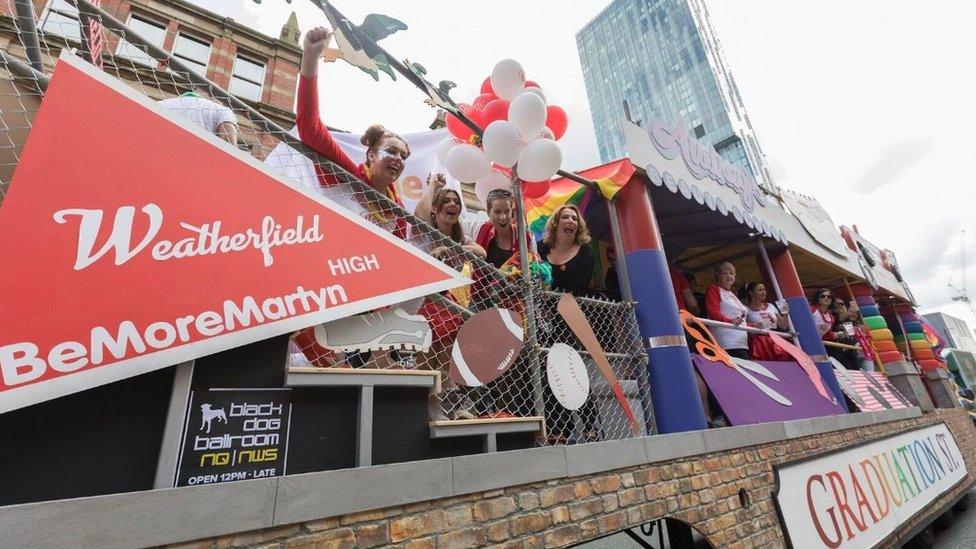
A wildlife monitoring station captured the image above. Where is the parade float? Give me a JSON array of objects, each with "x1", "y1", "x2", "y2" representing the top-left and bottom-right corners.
[{"x1": 0, "y1": 1, "x2": 972, "y2": 547}]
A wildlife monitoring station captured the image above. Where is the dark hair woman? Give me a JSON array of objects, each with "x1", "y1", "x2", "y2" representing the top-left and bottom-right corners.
[
  {"x1": 297, "y1": 26, "x2": 425, "y2": 240},
  {"x1": 810, "y1": 289, "x2": 858, "y2": 370},
  {"x1": 740, "y1": 282, "x2": 791, "y2": 361}
]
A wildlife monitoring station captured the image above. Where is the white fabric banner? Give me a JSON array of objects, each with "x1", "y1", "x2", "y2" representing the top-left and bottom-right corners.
[{"x1": 265, "y1": 127, "x2": 476, "y2": 218}]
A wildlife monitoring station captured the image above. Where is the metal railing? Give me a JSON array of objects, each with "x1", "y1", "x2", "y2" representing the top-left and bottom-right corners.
[{"x1": 696, "y1": 316, "x2": 795, "y2": 339}]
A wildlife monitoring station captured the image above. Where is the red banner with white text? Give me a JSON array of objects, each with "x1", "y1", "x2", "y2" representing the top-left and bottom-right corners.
[{"x1": 0, "y1": 53, "x2": 467, "y2": 412}]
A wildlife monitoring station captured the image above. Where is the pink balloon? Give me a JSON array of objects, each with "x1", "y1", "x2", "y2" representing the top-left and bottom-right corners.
[{"x1": 546, "y1": 105, "x2": 569, "y2": 140}]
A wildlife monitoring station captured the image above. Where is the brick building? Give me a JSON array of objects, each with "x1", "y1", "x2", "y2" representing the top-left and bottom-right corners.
[{"x1": 0, "y1": 0, "x2": 302, "y2": 155}]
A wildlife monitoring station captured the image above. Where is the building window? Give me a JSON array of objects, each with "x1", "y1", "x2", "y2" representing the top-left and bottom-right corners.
[
  {"x1": 40, "y1": 0, "x2": 81, "y2": 42},
  {"x1": 172, "y1": 33, "x2": 211, "y2": 75},
  {"x1": 115, "y1": 14, "x2": 168, "y2": 65},
  {"x1": 694, "y1": 124, "x2": 706, "y2": 138},
  {"x1": 230, "y1": 55, "x2": 265, "y2": 102}
]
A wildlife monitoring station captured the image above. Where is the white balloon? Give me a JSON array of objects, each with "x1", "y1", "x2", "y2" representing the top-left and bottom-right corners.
[
  {"x1": 444, "y1": 143, "x2": 491, "y2": 183},
  {"x1": 508, "y1": 92, "x2": 547, "y2": 138},
  {"x1": 523, "y1": 86, "x2": 547, "y2": 104},
  {"x1": 482, "y1": 121, "x2": 523, "y2": 168},
  {"x1": 475, "y1": 169, "x2": 513, "y2": 204},
  {"x1": 436, "y1": 137, "x2": 461, "y2": 166},
  {"x1": 535, "y1": 127, "x2": 555, "y2": 141},
  {"x1": 517, "y1": 138, "x2": 562, "y2": 182},
  {"x1": 490, "y1": 58, "x2": 526, "y2": 100}
]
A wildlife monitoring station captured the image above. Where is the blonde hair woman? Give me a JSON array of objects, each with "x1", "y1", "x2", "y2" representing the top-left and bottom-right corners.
[{"x1": 538, "y1": 204, "x2": 594, "y2": 297}]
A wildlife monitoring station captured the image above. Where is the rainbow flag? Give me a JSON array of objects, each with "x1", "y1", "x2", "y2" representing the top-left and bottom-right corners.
[{"x1": 524, "y1": 159, "x2": 636, "y2": 241}]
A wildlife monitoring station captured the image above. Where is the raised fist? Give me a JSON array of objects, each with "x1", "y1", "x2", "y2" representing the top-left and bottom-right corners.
[
  {"x1": 428, "y1": 172, "x2": 447, "y2": 190},
  {"x1": 303, "y1": 26, "x2": 333, "y2": 58}
]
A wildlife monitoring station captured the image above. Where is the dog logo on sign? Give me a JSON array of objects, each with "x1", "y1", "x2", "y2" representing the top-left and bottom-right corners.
[{"x1": 199, "y1": 404, "x2": 227, "y2": 433}]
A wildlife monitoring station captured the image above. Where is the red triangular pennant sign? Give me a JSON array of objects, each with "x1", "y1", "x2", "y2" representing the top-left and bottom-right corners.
[{"x1": 0, "y1": 53, "x2": 467, "y2": 412}]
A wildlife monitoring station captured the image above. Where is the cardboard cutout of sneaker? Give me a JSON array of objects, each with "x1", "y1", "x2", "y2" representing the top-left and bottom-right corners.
[
  {"x1": 0, "y1": 53, "x2": 469, "y2": 413},
  {"x1": 315, "y1": 307, "x2": 432, "y2": 353},
  {"x1": 449, "y1": 308, "x2": 523, "y2": 387}
]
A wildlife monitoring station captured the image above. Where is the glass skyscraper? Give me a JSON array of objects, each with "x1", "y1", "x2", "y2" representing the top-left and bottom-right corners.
[{"x1": 577, "y1": 0, "x2": 774, "y2": 190}]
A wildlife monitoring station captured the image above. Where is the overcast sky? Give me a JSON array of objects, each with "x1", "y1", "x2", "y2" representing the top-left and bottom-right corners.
[{"x1": 189, "y1": 0, "x2": 976, "y2": 325}]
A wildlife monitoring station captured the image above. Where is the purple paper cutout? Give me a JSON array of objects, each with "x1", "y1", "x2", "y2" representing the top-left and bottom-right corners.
[{"x1": 692, "y1": 354, "x2": 847, "y2": 426}]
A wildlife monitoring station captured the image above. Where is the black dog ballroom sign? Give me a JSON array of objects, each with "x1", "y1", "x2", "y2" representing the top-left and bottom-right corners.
[{"x1": 175, "y1": 389, "x2": 291, "y2": 486}]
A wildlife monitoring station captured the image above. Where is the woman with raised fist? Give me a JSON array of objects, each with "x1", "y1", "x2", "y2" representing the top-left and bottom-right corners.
[{"x1": 297, "y1": 26, "x2": 411, "y2": 239}]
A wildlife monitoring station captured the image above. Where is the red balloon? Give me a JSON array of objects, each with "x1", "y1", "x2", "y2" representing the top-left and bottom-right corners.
[
  {"x1": 525, "y1": 80, "x2": 540, "y2": 89},
  {"x1": 447, "y1": 104, "x2": 483, "y2": 141},
  {"x1": 482, "y1": 99, "x2": 510, "y2": 125},
  {"x1": 546, "y1": 105, "x2": 569, "y2": 140},
  {"x1": 473, "y1": 93, "x2": 496, "y2": 110},
  {"x1": 480, "y1": 77, "x2": 494, "y2": 95},
  {"x1": 521, "y1": 180, "x2": 550, "y2": 199},
  {"x1": 466, "y1": 104, "x2": 485, "y2": 129}
]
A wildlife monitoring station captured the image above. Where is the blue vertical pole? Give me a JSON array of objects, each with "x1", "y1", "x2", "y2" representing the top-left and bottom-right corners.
[
  {"x1": 769, "y1": 249, "x2": 849, "y2": 410},
  {"x1": 615, "y1": 178, "x2": 707, "y2": 433}
]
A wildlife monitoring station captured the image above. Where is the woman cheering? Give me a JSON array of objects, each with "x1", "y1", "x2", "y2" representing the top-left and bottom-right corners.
[
  {"x1": 538, "y1": 205, "x2": 595, "y2": 297},
  {"x1": 296, "y1": 26, "x2": 411, "y2": 239}
]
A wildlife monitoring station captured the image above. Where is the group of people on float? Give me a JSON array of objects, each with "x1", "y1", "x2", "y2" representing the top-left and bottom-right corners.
[
  {"x1": 298, "y1": 26, "x2": 604, "y2": 295},
  {"x1": 810, "y1": 288, "x2": 876, "y2": 371},
  {"x1": 669, "y1": 261, "x2": 791, "y2": 361},
  {"x1": 297, "y1": 28, "x2": 606, "y2": 422},
  {"x1": 669, "y1": 260, "x2": 876, "y2": 370},
  {"x1": 674, "y1": 261, "x2": 878, "y2": 426}
]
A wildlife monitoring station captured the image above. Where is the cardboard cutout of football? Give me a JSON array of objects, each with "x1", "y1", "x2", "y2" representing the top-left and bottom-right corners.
[{"x1": 450, "y1": 308, "x2": 524, "y2": 387}]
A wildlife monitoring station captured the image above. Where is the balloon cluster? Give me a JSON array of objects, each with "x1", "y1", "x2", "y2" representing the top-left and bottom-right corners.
[{"x1": 438, "y1": 59, "x2": 569, "y2": 202}]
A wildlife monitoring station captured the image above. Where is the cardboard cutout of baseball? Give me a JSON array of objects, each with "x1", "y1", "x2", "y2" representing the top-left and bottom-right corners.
[
  {"x1": 0, "y1": 53, "x2": 469, "y2": 413},
  {"x1": 546, "y1": 343, "x2": 589, "y2": 410},
  {"x1": 449, "y1": 308, "x2": 523, "y2": 387}
]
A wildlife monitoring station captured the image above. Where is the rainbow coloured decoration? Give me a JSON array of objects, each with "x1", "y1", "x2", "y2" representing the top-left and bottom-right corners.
[{"x1": 524, "y1": 159, "x2": 636, "y2": 241}]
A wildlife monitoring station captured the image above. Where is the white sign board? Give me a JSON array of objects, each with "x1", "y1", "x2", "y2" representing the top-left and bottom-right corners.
[
  {"x1": 781, "y1": 191, "x2": 849, "y2": 257},
  {"x1": 774, "y1": 423, "x2": 966, "y2": 548}
]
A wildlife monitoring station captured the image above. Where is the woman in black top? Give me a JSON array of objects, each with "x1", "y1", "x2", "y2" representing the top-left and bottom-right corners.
[
  {"x1": 538, "y1": 204, "x2": 595, "y2": 297},
  {"x1": 536, "y1": 204, "x2": 599, "y2": 441}
]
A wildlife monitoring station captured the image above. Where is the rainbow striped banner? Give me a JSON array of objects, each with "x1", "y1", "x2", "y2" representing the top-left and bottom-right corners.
[{"x1": 524, "y1": 159, "x2": 636, "y2": 240}]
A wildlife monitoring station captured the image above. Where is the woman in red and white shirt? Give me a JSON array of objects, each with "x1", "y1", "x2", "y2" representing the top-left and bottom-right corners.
[
  {"x1": 705, "y1": 262, "x2": 750, "y2": 359},
  {"x1": 740, "y1": 282, "x2": 791, "y2": 361},
  {"x1": 810, "y1": 289, "x2": 839, "y2": 340}
]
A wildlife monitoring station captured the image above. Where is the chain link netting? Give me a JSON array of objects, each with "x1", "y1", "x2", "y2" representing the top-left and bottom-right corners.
[{"x1": 0, "y1": 0, "x2": 654, "y2": 443}]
